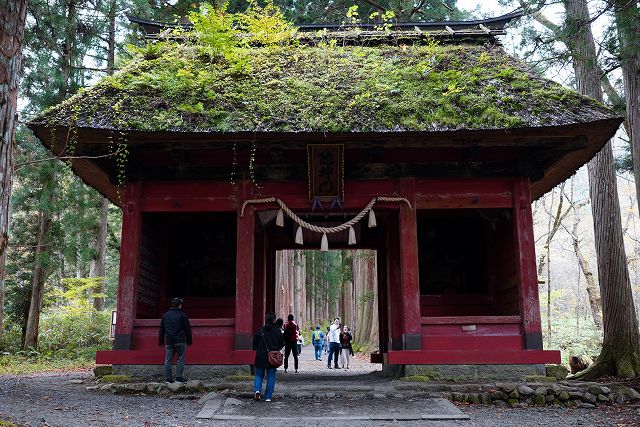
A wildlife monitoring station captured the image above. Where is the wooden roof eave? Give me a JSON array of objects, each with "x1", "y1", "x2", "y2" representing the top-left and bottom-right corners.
[
  {"x1": 29, "y1": 116, "x2": 623, "y2": 207},
  {"x1": 530, "y1": 116, "x2": 623, "y2": 200}
]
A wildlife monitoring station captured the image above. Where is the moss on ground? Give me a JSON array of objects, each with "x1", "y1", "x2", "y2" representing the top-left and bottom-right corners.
[
  {"x1": 400, "y1": 375, "x2": 432, "y2": 382},
  {"x1": 100, "y1": 374, "x2": 134, "y2": 383}
]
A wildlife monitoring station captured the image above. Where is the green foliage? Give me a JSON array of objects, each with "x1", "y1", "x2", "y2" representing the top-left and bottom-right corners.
[{"x1": 100, "y1": 374, "x2": 133, "y2": 383}]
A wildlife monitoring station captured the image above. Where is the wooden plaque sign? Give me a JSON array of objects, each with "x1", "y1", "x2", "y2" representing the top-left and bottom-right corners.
[{"x1": 307, "y1": 144, "x2": 344, "y2": 202}]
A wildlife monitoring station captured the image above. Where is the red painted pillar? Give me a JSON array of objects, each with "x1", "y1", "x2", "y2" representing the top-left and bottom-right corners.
[
  {"x1": 513, "y1": 177, "x2": 543, "y2": 349},
  {"x1": 386, "y1": 213, "x2": 403, "y2": 351},
  {"x1": 114, "y1": 182, "x2": 142, "y2": 350},
  {"x1": 398, "y1": 178, "x2": 422, "y2": 350},
  {"x1": 253, "y1": 227, "x2": 266, "y2": 333},
  {"x1": 235, "y1": 181, "x2": 255, "y2": 350}
]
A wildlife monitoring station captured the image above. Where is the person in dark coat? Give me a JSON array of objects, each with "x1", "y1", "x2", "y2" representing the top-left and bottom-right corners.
[
  {"x1": 159, "y1": 297, "x2": 192, "y2": 383},
  {"x1": 252, "y1": 311, "x2": 285, "y2": 402}
]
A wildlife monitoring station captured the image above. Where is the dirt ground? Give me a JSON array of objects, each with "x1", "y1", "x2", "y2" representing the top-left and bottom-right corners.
[{"x1": 1, "y1": 369, "x2": 640, "y2": 427}]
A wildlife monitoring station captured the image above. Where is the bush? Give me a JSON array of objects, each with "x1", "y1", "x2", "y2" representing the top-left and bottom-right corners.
[{"x1": 37, "y1": 309, "x2": 111, "y2": 358}]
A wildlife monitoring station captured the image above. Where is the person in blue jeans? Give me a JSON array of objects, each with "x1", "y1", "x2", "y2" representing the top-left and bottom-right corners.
[
  {"x1": 312, "y1": 325, "x2": 325, "y2": 361},
  {"x1": 252, "y1": 311, "x2": 285, "y2": 402},
  {"x1": 159, "y1": 297, "x2": 192, "y2": 383},
  {"x1": 327, "y1": 317, "x2": 341, "y2": 369}
]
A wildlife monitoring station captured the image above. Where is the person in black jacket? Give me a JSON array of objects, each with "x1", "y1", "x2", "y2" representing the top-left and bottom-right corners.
[
  {"x1": 252, "y1": 311, "x2": 284, "y2": 402},
  {"x1": 159, "y1": 297, "x2": 192, "y2": 383}
]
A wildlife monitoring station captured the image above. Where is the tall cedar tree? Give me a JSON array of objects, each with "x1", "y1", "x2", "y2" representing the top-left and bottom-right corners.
[
  {"x1": 564, "y1": 0, "x2": 640, "y2": 378},
  {"x1": 0, "y1": 0, "x2": 28, "y2": 342},
  {"x1": 21, "y1": 0, "x2": 108, "y2": 348},
  {"x1": 613, "y1": 1, "x2": 640, "y2": 218}
]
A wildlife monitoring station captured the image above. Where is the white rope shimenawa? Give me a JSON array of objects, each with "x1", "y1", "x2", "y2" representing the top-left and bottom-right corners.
[{"x1": 240, "y1": 196, "x2": 411, "y2": 251}]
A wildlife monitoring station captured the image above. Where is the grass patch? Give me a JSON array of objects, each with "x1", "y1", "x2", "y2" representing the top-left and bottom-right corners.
[
  {"x1": 0, "y1": 354, "x2": 95, "y2": 375},
  {"x1": 400, "y1": 375, "x2": 432, "y2": 382},
  {"x1": 100, "y1": 374, "x2": 133, "y2": 383},
  {"x1": 224, "y1": 374, "x2": 254, "y2": 381}
]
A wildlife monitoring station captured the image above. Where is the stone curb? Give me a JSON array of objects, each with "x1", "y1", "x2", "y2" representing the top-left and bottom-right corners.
[{"x1": 87, "y1": 379, "x2": 640, "y2": 407}]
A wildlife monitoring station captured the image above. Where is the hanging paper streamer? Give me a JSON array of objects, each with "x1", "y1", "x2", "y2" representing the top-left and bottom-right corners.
[
  {"x1": 276, "y1": 208, "x2": 284, "y2": 227},
  {"x1": 320, "y1": 233, "x2": 329, "y2": 251},
  {"x1": 348, "y1": 225, "x2": 356, "y2": 245},
  {"x1": 295, "y1": 226, "x2": 304, "y2": 245},
  {"x1": 368, "y1": 209, "x2": 377, "y2": 228}
]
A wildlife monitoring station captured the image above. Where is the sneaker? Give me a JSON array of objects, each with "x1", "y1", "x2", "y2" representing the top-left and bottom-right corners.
[
  {"x1": 175, "y1": 377, "x2": 188, "y2": 383},
  {"x1": 254, "y1": 391, "x2": 261, "y2": 401},
  {"x1": 165, "y1": 379, "x2": 174, "y2": 384},
  {"x1": 265, "y1": 398, "x2": 272, "y2": 402},
  {"x1": 334, "y1": 366, "x2": 339, "y2": 369},
  {"x1": 295, "y1": 370, "x2": 298, "y2": 373},
  {"x1": 327, "y1": 366, "x2": 332, "y2": 369},
  {"x1": 284, "y1": 369, "x2": 287, "y2": 373}
]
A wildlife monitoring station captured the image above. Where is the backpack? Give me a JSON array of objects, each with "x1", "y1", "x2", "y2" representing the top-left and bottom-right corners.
[
  {"x1": 283, "y1": 322, "x2": 295, "y2": 342},
  {"x1": 312, "y1": 330, "x2": 322, "y2": 343}
]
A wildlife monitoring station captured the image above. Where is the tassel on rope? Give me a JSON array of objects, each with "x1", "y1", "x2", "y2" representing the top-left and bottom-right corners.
[
  {"x1": 295, "y1": 226, "x2": 304, "y2": 245},
  {"x1": 368, "y1": 208, "x2": 377, "y2": 228},
  {"x1": 276, "y1": 208, "x2": 284, "y2": 227},
  {"x1": 348, "y1": 226, "x2": 356, "y2": 245},
  {"x1": 320, "y1": 233, "x2": 329, "y2": 251}
]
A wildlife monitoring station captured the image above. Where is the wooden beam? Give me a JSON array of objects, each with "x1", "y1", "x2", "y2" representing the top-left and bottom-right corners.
[
  {"x1": 114, "y1": 182, "x2": 142, "y2": 349},
  {"x1": 513, "y1": 177, "x2": 543, "y2": 349},
  {"x1": 399, "y1": 179, "x2": 422, "y2": 350},
  {"x1": 235, "y1": 181, "x2": 255, "y2": 350},
  {"x1": 140, "y1": 181, "x2": 237, "y2": 211},
  {"x1": 96, "y1": 349, "x2": 255, "y2": 365},
  {"x1": 387, "y1": 349, "x2": 561, "y2": 364},
  {"x1": 421, "y1": 316, "x2": 522, "y2": 325},
  {"x1": 415, "y1": 178, "x2": 512, "y2": 208}
]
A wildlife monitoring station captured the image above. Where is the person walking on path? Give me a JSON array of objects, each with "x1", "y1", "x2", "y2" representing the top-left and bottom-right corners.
[
  {"x1": 324, "y1": 326, "x2": 330, "y2": 355},
  {"x1": 283, "y1": 314, "x2": 299, "y2": 373},
  {"x1": 159, "y1": 297, "x2": 192, "y2": 383},
  {"x1": 312, "y1": 325, "x2": 324, "y2": 361},
  {"x1": 252, "y1": 312, "x2": 285, "y2": 402},
  {"x1": 327, "y1": 317, "x2": 341, "y2": 369},
  {"x1": 339, "y1": 325, "x2": 353, "y2": 369}
]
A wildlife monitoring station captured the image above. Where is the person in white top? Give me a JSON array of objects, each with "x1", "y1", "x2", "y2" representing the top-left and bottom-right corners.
[{"x1": 326, "y1": 317, "x2": 341, "y2": 369}]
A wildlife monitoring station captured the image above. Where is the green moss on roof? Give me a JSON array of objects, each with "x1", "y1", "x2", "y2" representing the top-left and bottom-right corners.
[{"x1": 32, "y1": 38, "x2": 616, "y2": 133}]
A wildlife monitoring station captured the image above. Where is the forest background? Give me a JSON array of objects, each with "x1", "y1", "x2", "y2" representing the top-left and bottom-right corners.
[{"x1": 0, "y1": 0, "x2": 638, "y2": 374}]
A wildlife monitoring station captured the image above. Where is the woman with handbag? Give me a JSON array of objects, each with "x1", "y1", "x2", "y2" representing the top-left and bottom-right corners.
[{"x1": 252, "y1": 311, "x2": 285, "y2": 402}]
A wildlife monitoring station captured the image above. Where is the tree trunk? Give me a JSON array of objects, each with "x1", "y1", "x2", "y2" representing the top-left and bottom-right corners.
[
  {"x1": 90, "y1": 197, "x2": 108, "y2": 311},
  {"x1": 613, "y1": 1, "x2": 640, "y2": 218},
  {"x1": 570, "y1": 210, "x2": 602, "y2": 329},
  {"x1": 24, "y1": 195, "x2": 54, "y2": 349},
  {"x1": 0, "y1": 0, "x2": 28, "y2": 342},
  {"x1": 565, "y1": 0, "x2": 640, "y2": 378}
]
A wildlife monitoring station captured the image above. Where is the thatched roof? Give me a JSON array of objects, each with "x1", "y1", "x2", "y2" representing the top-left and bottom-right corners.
[
  {"x1": 27, "y1": 14, "x2": 623, "y2": 205},
  {"x1": 30, "y1": 37, "x2": 616, "y2": 134}
]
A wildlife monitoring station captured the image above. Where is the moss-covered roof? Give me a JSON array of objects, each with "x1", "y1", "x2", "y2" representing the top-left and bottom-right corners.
[{"x1": 30, "y1": 37, "x2": 617, "y2": 134}]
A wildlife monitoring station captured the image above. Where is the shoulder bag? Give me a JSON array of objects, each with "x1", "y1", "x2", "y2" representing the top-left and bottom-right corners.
[{"x1": 262, "y1": 330, "x2": 283, "y2": 368}]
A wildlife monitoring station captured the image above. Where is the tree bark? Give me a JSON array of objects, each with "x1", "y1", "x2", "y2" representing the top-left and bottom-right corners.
[
  {"x1": 89, "y1": 197, "x2": 108, "y2": 311},
  {"x1": 564, "y1": 0, "x2": 640, "y2": 378},
  {"x1": 613, "y1": 1, "x2": 640, "y2": 218},
  {"x1": 569, "y1": 203, "x2": 602, "y2": 329},
  {"x1": 23, "y1": 191, "x2": 54, "y2": 349},
  {"x1": 0, "y1": 0, "x2": 28, "y2": 342}
]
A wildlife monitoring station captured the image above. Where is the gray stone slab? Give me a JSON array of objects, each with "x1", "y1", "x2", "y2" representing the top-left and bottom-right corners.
[
  {"x1": 203, "y1": 399, "x2": 223, "y2": 410},
  {"x1": 423, "y1": 414, "x2": 471, "y2": 420}
]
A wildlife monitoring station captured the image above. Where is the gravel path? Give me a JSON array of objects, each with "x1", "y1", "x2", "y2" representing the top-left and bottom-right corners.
[{"x1": 1, "y1": 361, "x2": 639, "y2": 427}]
